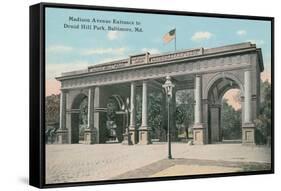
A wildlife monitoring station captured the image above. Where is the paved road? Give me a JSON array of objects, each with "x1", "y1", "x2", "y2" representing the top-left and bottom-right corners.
[{"x1": 46, "y1": 143, "x2": 271, "y2": 184}]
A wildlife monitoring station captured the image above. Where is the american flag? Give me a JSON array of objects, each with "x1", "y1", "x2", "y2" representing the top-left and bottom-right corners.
[{"x1": 163, "y1": 29, "x2": 176, "y2": 44}]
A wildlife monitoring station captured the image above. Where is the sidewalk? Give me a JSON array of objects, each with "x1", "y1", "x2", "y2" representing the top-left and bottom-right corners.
[{"x1": 46, "y1": 143, "x2": 271, "y2": 184}]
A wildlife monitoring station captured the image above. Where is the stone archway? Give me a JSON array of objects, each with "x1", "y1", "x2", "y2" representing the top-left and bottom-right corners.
[
  {"x1": 206, "y1": 73, "x2": 243, "y2": 143},
  {"x1": 56, "y1": 43, "x2": 263, "y2": 145},
  {"x1": 70, "y1": 93, "x2": 88, "y2": 144}
]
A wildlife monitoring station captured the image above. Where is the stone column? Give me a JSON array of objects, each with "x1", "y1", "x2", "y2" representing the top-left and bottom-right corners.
[
  {"x1": 94, "y1": 86, "x2": 100, "y2": 143},
  {"x1": 141, "y1": 81, "x2": 148, "y2": 127},
  {"x1": 139, "y1": 81, "x2": 151, "y2": 144},
  {"x1": 193, "y1": 75, "x2": 206, "y2": 144},
  {"x1": 84, "y1": 87, "x2": 96, "y2": 144},
  {"x1": 242, "y1": 70, "x2": 255, "y2": 145},
  {"x1": 57, "y1": 91, "x2": 68, "y2": 144},
  {"x1": 194, "y1": 75, "x2": 202, "y2": 124},
  {"x1": 244, "y1": 70, "x2": 252, "y2": 123},
  {"x1": 129, "y1": 82, "x2": 137, "y2": 144}
]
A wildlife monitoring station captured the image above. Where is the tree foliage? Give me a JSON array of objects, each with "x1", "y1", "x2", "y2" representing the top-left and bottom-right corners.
[
  {"x1": 135, "y1": 91, "x2": 164, "y2": 139},
  {"x1": 175, "y1": 90, "x2": 194, "y2": 138},
  {"x1": 45, "y1": 94, "x2": 60, "y2": 124},
  {"x1": 221, "y1": 99, "x2": 242, "y2": 140},
  {"x1": 148, "y1": 92, "x2": 164, "y2": 139},
  {"x1": 255, "y1": 80, "x2": 272, "y2": 145}
]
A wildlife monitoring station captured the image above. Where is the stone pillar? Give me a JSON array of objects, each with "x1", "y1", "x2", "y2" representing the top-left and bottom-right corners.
[
  {"x1": 242, "y1": 70, "x2": 255, "y2": 145},
  {"x1": 56, "y1": 91, "x2": 68, "y2": 144},
  {"x1": 194, "y1": 75, "x2": 202, "y2": 124},
  {"x1": 129, "y1": 82, "x2": 137, "y2": 144},
  {"x1": 193, "y1": 75, "x2": 206, "y2": 144},
  {"x1": 84, "y1": 87, "x2": 96, "y2": 144},
  {"x1": 94, "y1": 86, "x2": 100, "y2": 143},
  {"x1": 244, "y1": 70, "x2": 252, "y2": 123},
  {"x1": 139, "y1": 81, "x2": 151, "y2": 144}
]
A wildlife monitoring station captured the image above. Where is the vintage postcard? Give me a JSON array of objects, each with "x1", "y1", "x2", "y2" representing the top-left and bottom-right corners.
[{"x1": 30, "y1": 3, "x2": 273, "y2": 187}]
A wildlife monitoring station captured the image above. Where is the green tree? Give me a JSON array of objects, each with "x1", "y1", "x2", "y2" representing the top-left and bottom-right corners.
[
  {"x1": 175, "y1": 90, "x2": 194, "y2": 139},
  {"x1": 221, "y1": 99, "x2": 242, "y2": 140},
  {"x1": 135, "y1": 91, "x2": 164, "y2": 140},
  {"x1": 148, "y1": 92, "x2": 163, "y2": 139},
  {"x1": 45, "y1": 94, "x2": 60, "y2": 124},
  {"x1": 45, "y1": 94, "x2": 60, "y2": 143},
  {"x1": 255, "y1": 80, "x2": 271, "y2": 145}
]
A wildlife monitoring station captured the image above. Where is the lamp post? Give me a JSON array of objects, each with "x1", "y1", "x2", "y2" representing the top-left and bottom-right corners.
[{"x1": 162, "y1": 76, "x2": 175, "y2": 159}]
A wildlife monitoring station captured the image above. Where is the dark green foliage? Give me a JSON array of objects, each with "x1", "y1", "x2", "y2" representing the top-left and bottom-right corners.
[
  {"x1": 148, "y1": 92, "x2": 164, "y2": 139},
  {"x1": 135, "y1": 91, "x2": 165, "y2": 139},
  {"x1": 135, "y1": 91, "x2": 164, "y2": 139},
  {"x1": 221, "y1": 100, "x2": 242, "y2": 140},
  {"x1": 255, "y1": 80, "x2": 271, "y2": 145},
  {"x1": 175, "y1": 90, "x2": 194, "y2": 138},
  {"x1": 45, "y1": 94, "x2": 60, "y2": 124},
  {"x1": 45, "y1": 94, "x2": 60, "y2": 143}
]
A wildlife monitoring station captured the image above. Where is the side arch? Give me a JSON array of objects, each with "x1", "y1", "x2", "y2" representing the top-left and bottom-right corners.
[
  {"x1": 70, "y1": 93, "x2": 88, "y2": 143},
  {"x1": 204, "y1": 72, "x2": 244, "y2": 143}
]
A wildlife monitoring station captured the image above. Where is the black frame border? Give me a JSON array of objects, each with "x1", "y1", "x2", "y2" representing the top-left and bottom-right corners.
[{"x1": 29, "y1": 2, "x2": 275, "y2": 189}]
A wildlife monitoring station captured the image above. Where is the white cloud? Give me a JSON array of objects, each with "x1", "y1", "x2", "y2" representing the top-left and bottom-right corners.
[
  {"x1": 237, "y1": 30, "x2": 247, "y2": 36},
  {"x1": 191, "y1": 31, "x2": 213, "y2": 41},
  {"x1": 47, "y1": 45, "x2": 73, "y2": 53},
  {"x1": 247, "y1": 39, "x2": 265, "y2": 46},
  {"x1": 80, "y1": 47, "x2": 126, "y2": 56},
  {"x1": 141, "y1": 48, "x2": 160, "y2": 54},
  {"x1": 46, "y1": 61, "x2": 90, "y2": 80},
  {"x1": 223, "y1": 89, "x2": 242, "y2": 110},
  {"x1": 107, "y1": 31, "x2": 120, "y2": 40}
]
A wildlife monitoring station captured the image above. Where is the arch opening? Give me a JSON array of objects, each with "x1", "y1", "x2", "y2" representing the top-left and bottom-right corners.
[
  {"x1": 104, "y1": 95, "x2": 126, "y2": 143},
  {"x1": 71, "y1": 93, "x2": 88, "y2": 144},
  {"x1": 221, "y1": 89, "x2": 242, "y2": 142},
  {"x1": 207, "y1": 76, "x2": 243, "y2": 144}
]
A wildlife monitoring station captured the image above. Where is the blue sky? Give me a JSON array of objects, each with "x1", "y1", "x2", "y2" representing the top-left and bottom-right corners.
[{"x1": 45, "y1": 7, "x2": 271, "y2": 86}]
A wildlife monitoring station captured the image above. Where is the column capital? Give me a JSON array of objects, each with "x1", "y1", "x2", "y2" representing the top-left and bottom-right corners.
[
  {"x1": 243, "y1": 68, "x2": 252, "y2": 72},
  {"x1": 142, "y1": 80, "x2": 149, "y2": 84}
]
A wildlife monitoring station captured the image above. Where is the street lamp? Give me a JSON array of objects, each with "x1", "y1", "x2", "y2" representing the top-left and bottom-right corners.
[{"x1": 162, "y1": 76, "x2": 175, "y2": 159}]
